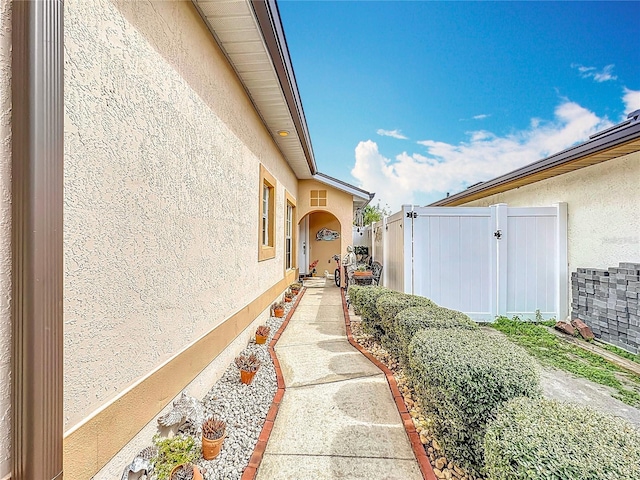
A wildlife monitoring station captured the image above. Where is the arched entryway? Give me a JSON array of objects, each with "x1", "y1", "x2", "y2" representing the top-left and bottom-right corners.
[{"x1": 298, "y1": 211, "x2": 343, "y2": 281}]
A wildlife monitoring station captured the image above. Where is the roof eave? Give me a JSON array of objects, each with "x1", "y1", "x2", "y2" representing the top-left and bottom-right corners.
[{"x1": 429, "y1": 119, "x2": 640, "y2": 206}]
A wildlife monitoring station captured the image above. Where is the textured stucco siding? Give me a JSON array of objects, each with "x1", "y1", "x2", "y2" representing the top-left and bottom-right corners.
[
  {"x1": 463, "y1": 151, "x2": 640, "y2": 274},
  {"x1": 0, "y1": 0, "x2": 10, "y2": 476},
  {"x1": 64, "y1": 0, "x2": 297, "y2": 430}
]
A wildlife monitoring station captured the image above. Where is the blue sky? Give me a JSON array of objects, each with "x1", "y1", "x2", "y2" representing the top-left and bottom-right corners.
[{"x1": 278, "y1": 0, "x2": 640, "y2": 210}]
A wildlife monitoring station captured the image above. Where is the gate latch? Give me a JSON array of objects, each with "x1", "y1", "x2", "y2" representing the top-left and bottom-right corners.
[
  {"x1": 407, "y1": 211, "x2": 418, "y2": 219},
  {"x1": 494, "y1": 230, "x2": 502, "y2": 240}
]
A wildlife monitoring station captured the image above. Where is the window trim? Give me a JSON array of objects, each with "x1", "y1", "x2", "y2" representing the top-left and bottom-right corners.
[
  {"x1": 284, "y1": 191, "x2": 297, "y2": 271},
  {"x1": 258, "y1": 165, "x2": 276, "y2": 261}
]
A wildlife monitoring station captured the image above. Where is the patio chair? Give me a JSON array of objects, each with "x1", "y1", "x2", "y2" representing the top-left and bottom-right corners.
[{"x1": 372, "y1": 261, "x2": 383, "y2": 286}]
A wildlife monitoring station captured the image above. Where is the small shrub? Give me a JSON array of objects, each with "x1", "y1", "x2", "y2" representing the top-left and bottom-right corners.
[
  {"x1": 234, "y1": 353, "x2": 260, "y2": 372},
  {"x1": 407, "y1": 329, "x2": 540, "y2": 474},
  {"x1": 376, "y1": 293, "x2": 435, "y2": 355},
  {"x1": 394, "y1": 306, "x2": 477, "y2": 363},
  {"x1": 356, "y1": 286, "x2": 392, "y2": 339},
  {"x1": 202, "y1": 417, "x2": 226, "y2": 440},
  {"x1": 485, "y1": 397, "x2": 640, "y2": 480},
  {"x1": 151, "y1": 434, "x2": 199, "y2": 480}
]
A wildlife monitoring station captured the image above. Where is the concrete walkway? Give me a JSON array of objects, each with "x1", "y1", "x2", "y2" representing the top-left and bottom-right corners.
[{"x1": 256, "y1": 281, "x2": 422, "y2": 479}]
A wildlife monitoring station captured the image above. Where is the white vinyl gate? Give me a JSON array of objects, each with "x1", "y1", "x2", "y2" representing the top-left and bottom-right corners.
[{"x1": 371, "y1": 203, "x2": 568, "y2": 321}]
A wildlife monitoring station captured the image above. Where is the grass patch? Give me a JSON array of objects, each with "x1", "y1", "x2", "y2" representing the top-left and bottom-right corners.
[
  {"x1": 491, "y1": 317, "x2": 640, "y2": 407},
  {"x1": 597, "y1": 342, "x2": 640, "y2": 364}
]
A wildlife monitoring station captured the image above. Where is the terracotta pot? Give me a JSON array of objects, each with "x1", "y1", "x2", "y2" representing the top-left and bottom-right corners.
[
  {"x1": 240, "y1": 369, "x2": 257, "y2": 384},
  {"x1": 202, "y1": 434, "x2": 225, "y2": 460},
  {"x1": 284, "y1": 296, "x2": 292, "y2": 303},
  {"x1": 256, "y1": 333, "x2": 267, "y2": 345},
  {"x1": 193, "y1": 466, "x2": 204, "y2": 480},
  {"x1": 291, "y1": 288, "x2": 300, "y2": 295},
  {"x1": 274, "y1": 308, "x2": 284, "y2": 318},
  {"x1": 171, "y1": 464, "x2": 197, "y2": 480}
]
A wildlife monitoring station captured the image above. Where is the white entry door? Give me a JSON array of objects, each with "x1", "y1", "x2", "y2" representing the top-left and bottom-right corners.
[{"x1": 298, "y1": 216, "x2": 309, "y2": 275}]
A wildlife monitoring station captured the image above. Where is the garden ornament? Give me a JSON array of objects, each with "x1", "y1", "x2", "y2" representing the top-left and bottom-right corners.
[
  {"x1": 120, "y1": 445, "x2": 157, "y2": 480},
  {"x1": 157, "y1": 391, "x2": 205, "y2": 435}
]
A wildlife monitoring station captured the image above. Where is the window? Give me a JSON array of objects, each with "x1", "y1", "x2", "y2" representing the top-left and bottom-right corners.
[
  {"x1": 285, "y1": 192, "x2": 296, "y2": 270},
  {"x1": 310, "y1": 189, "x2": 327, "y2": 207},
  {"x1": 259, "y1": 165, "x2": 276, "y2": 261}
]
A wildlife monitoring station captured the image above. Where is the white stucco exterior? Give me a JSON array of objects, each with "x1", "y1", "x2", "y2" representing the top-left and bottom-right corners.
[
  {"x1": 0, "y1": 0, "x2": 11, "y2": 476},
  {"x1": 63, "y1": 0, "x2": 297, "y2": 430},
  {"x1": 464, "y1": 151, "x2": 640, "y2": 274}
]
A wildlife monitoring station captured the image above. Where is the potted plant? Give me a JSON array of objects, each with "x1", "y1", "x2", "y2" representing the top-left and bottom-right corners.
[
  {"x1": 290, "y1": 282, "x2": 302, "y2": 295},
  {"x1": 255, "y1": 325, "x2": 270, "y2": 344},
  {"x1": 309, "y1": 259, "x2": 319, "y2": 276},
  {"x1": 201, "y1": 417, "x2": 226, "y2": 460},
  {"x1": 284, "y1": 289, "x2": 293, "y2": 303},
  {"x1": 353, "y1": 264, "x2": 372, "y2": 277},
  {"x1": 235, "y1": 353, "x2": 261, "y2": 384},
  {"x1": 271, "y1": 301, "x2": 284, "y2": 318},
  {"x1": 170, "y1": 463, "x2": 203, "y2": 480}
]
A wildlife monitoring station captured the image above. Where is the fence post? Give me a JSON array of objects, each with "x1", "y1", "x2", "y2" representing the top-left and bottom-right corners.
[
  {"x1": 492, "y1": 203, "x2": 509, "y2": 319},
  {"x1": 555, "y1": 202, "x2": 569, "y2": 321}
]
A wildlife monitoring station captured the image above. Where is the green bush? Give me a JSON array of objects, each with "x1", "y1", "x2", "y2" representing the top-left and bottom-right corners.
[
  {"x1": 394, "y1": 306, "x2": 477, "y2": 363},
  {"x1": 376, "y1": 293, "x2": 435, "y2": 356},
  {"x1": 355, "y1": 286, "x2": 392, "y2": 339},
  {"x1": 407, "y1": 329, "x2": 540, "y2": 474},
  {"x1": 346, "y1": 285, "x2": 364, "y2": 312},
  {"x1": 485, "y1": 397, "x2": 640, "y2": 480}
]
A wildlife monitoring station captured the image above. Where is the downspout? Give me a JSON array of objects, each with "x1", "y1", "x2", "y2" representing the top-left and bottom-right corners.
[{"x1": 12, "y1": 1, "x2": 64, "y2": 479}]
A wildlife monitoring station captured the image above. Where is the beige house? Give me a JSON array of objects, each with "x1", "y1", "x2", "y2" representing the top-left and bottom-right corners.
[
  {"x1": 3, "y1": 1, "x2": 370, "y2": 479},
  {"x1": 429, "y1": 111, "x2": 640, "y2": 276}
]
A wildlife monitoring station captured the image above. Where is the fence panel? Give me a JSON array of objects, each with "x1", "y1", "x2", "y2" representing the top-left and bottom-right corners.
[
  {"x1": 412, "y1": 207, "x2": 496, "y2": 320},
  {"x1": 384, "y1": 210, "x2": 406, "y2": 292}
]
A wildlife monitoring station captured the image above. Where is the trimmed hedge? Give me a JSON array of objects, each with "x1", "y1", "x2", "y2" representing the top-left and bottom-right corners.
[
  {"x1": 408, "y1": 329, "x2": 540, "y2": 474},
  {"x1": 352, "y1": 286, "x2": 391, "y2": 339},
  {"x1": 346, "y1": 285, "x2": 364, "y2": 312},
  {"x1": 485, "y1": 397, "x2": 640, "y2": 480},
  {"x1": 394, "y1": 306, "x2": 477, "y2": 363},
  {"x1": 376, "y1": 293, "x2": 435, "y2": 356}
]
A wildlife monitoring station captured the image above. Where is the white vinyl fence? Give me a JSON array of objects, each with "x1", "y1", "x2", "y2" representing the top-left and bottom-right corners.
[{"x1": 371, "y1": 203, "x2": 568, "y2": 321}]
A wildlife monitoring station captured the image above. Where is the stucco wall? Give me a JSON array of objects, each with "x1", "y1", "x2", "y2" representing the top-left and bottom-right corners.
[
  {"x1": 463, "y1": 151, "x2": 640, "y2": 274},
  {"x1": 64, "y1": 0, "x2": 297, "y2": 430},
  {"x1": 0, "y1": 0, "x2": 10, "y2": 476},
  {"x1": 298, "y1": 180, "x2": 355, "y2": 281},
  {"x1": 309, "y1": 211, "x2": 342, "y2": 276}
]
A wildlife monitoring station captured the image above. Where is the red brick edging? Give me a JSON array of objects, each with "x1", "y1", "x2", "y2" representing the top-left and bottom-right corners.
[
  {"x1": 240, "y1": 287, "x2": 306, "y2": 480},
  {"x1": 340, "y1": 289, "x2": 437, "y2": 480}
]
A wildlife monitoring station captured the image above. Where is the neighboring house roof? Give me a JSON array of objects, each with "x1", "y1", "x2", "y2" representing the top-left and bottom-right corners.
[
  {"x1": 193, "y1": 0, "x2": 316, "y2": 179},
  {"x1": 313, "y1": 172, "x2": 375, "y2": 210},
  {"x1": 430, "y1": 110, "x2": 640, "y2": 206}
]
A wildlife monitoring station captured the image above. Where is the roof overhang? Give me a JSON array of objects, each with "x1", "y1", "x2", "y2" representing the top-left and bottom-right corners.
[
  {"x1": 313, "y1": 172, "x2": 374, "y2": 211},
  {"x1": 192, "y1": 0, "x2": 317, "y2": 178},
  {"x1": 430, "y1": 113, "x2": 640, "y2": 206}
]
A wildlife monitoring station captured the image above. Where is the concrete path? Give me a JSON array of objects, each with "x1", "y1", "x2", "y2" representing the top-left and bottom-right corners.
[{"x1": 256, "y1": 282, "x2": 422, "y2": 480}]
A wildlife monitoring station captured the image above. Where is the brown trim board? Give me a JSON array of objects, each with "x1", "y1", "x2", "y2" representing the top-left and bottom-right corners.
[{"x1": 63, "y1": 270, "x2": 298, "y2": 479}]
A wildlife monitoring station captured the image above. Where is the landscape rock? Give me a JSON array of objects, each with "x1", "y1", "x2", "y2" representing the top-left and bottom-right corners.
[
  {"x1": 555, "y1": 321, "x2": 575, "y2": 336},
  {"x1": 571, "y1": 318, "x2": 595, "y2": 340}
]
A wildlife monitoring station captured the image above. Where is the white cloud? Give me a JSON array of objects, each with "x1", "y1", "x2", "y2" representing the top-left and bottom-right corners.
[
  {"x1": 473, "y1": 114, "x2": 490, "y2": 120},
  {"x1": 572, "y1": 63, "x2": 617, "y2": 82},
  {"x1": 376, "y1": 129, "x2": 408, "y2": 140},
  {"x1": 352, "y1": 100, "x2": 613, "y2": 211},
  {"x1": 622, "y1": 87, "x2": 640, "y2": 115}
]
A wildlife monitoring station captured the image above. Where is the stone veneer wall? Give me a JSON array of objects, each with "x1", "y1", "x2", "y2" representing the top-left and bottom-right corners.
[{"x1": 571, "y1": 263, "x2": 640, "y2": 354}]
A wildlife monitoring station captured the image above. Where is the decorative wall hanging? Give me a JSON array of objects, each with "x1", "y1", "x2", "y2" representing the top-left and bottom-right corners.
[{"x1": 316, "y1": 227, "x2": 340, "y2": 241}]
